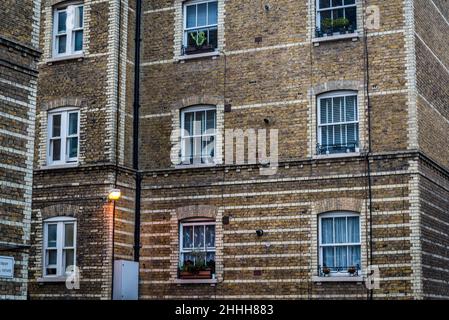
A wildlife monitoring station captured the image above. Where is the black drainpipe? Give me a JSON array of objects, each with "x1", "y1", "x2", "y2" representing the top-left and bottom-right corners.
[{"x1": 133, "y1": 0, "x2": 142, "y2": 263}]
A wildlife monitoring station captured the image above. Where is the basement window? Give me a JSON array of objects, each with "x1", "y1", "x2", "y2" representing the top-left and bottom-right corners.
[
  {"x1": 317, "y1": 91, "x2": 359, "y2": 155},
  {"x1": 182, "y1": 0, "x2": 218, "y2": 55},
  {"x1": 315, "y1": 0, "x2": 357, "y2": 38},
  {"x1": 179, "y1": 220, "x2": 216, "y2": 280},
  {"x1": 47, "y1": 109, "x2": 80, "y2": 166},
  {"x1": 43, "y1": 217, "x2": 77, "y2": 278},
  {"x1": 318, "y1": 212, "x2": 361, "y2": 277},
  {"x1": 53, "y1": 4, "x2": 84, "y2": 58}
]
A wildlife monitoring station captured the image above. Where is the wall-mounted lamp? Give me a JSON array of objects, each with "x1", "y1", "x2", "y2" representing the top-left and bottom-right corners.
[
  {"x1": 108, "y1": 189, "x2": 122, "y2": 201},
  {"x1": 256, "y1": 229, "x2": 264, "y2": 237}
]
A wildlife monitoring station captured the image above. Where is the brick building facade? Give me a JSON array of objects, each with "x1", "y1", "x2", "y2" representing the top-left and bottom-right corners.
[
  {"x1": 1, "y1": 0, "x2": 447, "y2": 300},
  {"x1": 0, "y1": 0, "x2": 41, "y2": 300}
]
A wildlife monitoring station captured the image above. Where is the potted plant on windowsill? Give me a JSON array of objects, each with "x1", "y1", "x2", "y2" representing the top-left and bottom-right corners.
[
  {"x1": 348, "y1": 265, "x2": 357, "y2": 275},
  {"x1": 333, "y1": 18, "x2": 350, "y2": 35},
  {"x1": 322, "y1": 265, "x2": 331, "y2": 276},
  {"x1": 178, "y1": 251, "x2": 215, "y2": 279},
  {"x1": 322, "y1": 18, "x2": 334, "y2": 37},
  {"x1": 185, "y1": 31, "x2": 215, "y2": 55}
]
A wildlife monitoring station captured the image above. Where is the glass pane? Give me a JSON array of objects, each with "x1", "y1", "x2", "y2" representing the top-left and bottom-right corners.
[
  {"x1": 68, "y1": 137, "x2": 78, "y2": 159},
  {"x1": 347, "y1": 123, "x2": 356, "y2": 143},
  {"x1": 193, "y1": 136, "x2": 202, "y2": 163},
  {"x1": 186, "y1": 5, "x2": 196, "y2": 28},
  {"x1": 68, "y1": 113, "x2": 78, "y2": 135},
  {"x1": 334, "y1": 124, "x2": 342, "y2": 145},
  {"x1": 333, "y1": 8, "x2": 344, "y2": 19},
  {"x1": 46, "y1": 268, "x2": 57, "y2": 275},
  {"x1": 320, "y1": 10, "x2": 332, "y2": 30},
  {"x1": 182, "y1": 225, "x2": 193, "y2": 249},
  {"x1": 182, "y1": 137, "x2": 193, "y2": 163},
  {"x1": 320, "y1": 127, "x2": 327, "y2": 147},
  {"x1": 321, "y1": 218, "x2": 333, "y2": 244},
  {"x1": 47, "y1": 224, "x2": 57, "y2": 247},
  {"x1": 335, "y1": 246, "x2": 347, "y2": 268},
  {"x1": 322, "y1": 246, "x2": 334, "y2": 267},
  {"x1": 332, "y1": 0, "x2": 343, "y2": 6},
  {"x1": 348, "y1": 246, "x2": 361, "y2": 266},
  {"x1": 319, "y1": 0, "x2": 331, "y2": 9},
  {"x1": 74, "y1": 30, "x2": 83, "y2": 51},
  {"x1": 344, "y1": 0, "x2": 355, "y2": 4},
  {"x1": 64, "y1": 249, "x2": 74, "y2": 270},
  {"x1": 47, "y1": 249, "x2": 57, "y2": 265},
  {"x1": 75, "y1": 6, "x2": 84, "y2": 28},
  {"x1": 320, "y1": 98, "x2": 330, "y2": 124},
  {"x1": 52, "y1": 139, "x2": 61, "y2": 161},
  {"x1": 197, "y1": 3, "x2": 207, "y2": 26},
  {"x1": 58, "y1": 35, "x2": 67, "y2": 54},
  {"x1": 334, "y1": 217, "x2": 347, "y2": 243},
  {"x1": 52, "y1": 114, "x2": 61, "y2": 137},
  {"x1": 206, "y1": 252, "x2": 215, "y2": 263},
  {"x1": 206, "y1": 110, "x2": 215, "y2": 132},
  {"x1": 205, "y1": 225, "x2": 215, "y2": 247},
  {"x1": 58, "y1": 11, "x2": 67, "y2": 33},
  {"x1": 345, "y1": 96, "x2": 356, "y2": 121},
  {"x1": 347, "y1": 216, "x2": 360, "y2": 242},
  {"x1": 345, "y1": 6, "x2": 357, "y2": 27},
  {"x1": 187, "y1": 30, "x2": 198, "y2": 47},
  {"x1": 64, "y1": 223, "x2": 74, "y2": 247},
  {"x1": 194, "y1": 225, "x2": 205, "y2": 249},
  {"x1": 183, "y1": 112, "x2": 194, "y2": 136},
  {"x1": 207, "y1": 2, "x2": 218, "y2": 25},
  {"x1": 332, "y1": 97, "x2": 343, "y2": 123},
  {"x1": 195, "y1": 111, "x2": 205, "y2": 135},
  {"x1": 203, "y1": 135, "x2": 215, "y2": 162},
  {"x1": 183, "y1": 253, "x2": 195, "y2": 265},
  {"x1": 208, "y1": 28, "x2": 218, "y2": 48}
]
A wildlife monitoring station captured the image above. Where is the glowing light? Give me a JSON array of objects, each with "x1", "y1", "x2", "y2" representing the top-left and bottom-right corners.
[{"x1": 108, "y1": 189, "x2": 121, "y2": 201}]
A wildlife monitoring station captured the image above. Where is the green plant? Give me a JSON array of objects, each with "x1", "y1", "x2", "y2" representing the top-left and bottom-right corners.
[
  {"x1": 322, "y1": 18, "x2": 333, "y2": 31},
  {"x1": 190, "y1": 31, "x2": 207, "y2": 47},
  {"x1": 333, "y1": 17, "x2": 350, "y2": 29}
]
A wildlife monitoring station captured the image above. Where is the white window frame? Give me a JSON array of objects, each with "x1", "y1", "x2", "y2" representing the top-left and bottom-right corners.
[
  {"x1": 180, "y1": 105, "x2": 217, "y2": 165},
  {"x1": 318, "y1": 211, "x2": 361, "y2": 276},
  {"x1": 43, "y1": 217, "x2": 77, "y2": 278},
  {"x1": 182, "y1": 0, "x2": 219, "y2": 53},
  {"x1": 47, "y1": 108, "x2": 80, "y2": 166},
  {"x1": 53, "y1": 3, "x2": 84, "y2": 58},
  {"x1": 316, "y1": 0, "x2": 357, "y2": 33},
  {"x1": 317, "y1": 91, "x2": 359, "y2": 155},
  {"x1": 179, "y1": 220, "x2": 216, "y2": 268}
]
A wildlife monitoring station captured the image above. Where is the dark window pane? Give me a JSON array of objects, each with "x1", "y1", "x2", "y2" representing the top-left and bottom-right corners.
[
  {"x1": 194, "y1": 225, "x2": 205, "y2": 249},
  {"x1": 74, "y1": 30, "x2": 83, "y2": 51},
  {"x1": 208, "y1": 2, "x2": 218, "y2": 25},
  {"x1": 52, "y1": 115, "x2": 61, "y2": 137},
  {"x1": 68, "y1": 112, "x2": 78, "y2": 135},
  {"x1": 187, "y1": 30, "x2": 197, "y2": 47},
  {"x1": 332, "y1": 0, "x2": 343, "y2": 7},
  {"x1": 47, "y1": 224, "x2": 57, "y2": 247},
  {"x1": 206, "y1": 110, "x2": 215, "y2": 131},
  {"x1": 319, "y1": 0, "x2": 331, "y2": 9},
  {"x1": 64, "y1": 223, "x2": 74, "y2": 247},
  {"x1": 333, "y1": 8, "x2": 344, "y2": 19},
  {"x1": 47, "y1": 250, "x2": 57, "y2": 265},
  {"x1": 58, "y1": 35, "x2": 66, "y2": 54},
  {"x1": 58, "y1": 11, "x2": 67, "y2": 33},
  {"x1": 197, "y1": 3, "x2": 207, "y2": 26},
  {"x1": 182, "y1": 226, "x2": 193, "y2": 249},
  {"x1": 344, "y1": 0, "x2": 355, "y2": 5},
  {"x1": 64, "y1": 249, "x2": 75, "y2": 270},
  {"x1": 183, "y1": 112, "x2": 193, "y2": 136},
  {"x1": 208, "y1": 28, "x2": 218, "y2": 48},
  {"x1": 345, "y1": 6, "x2": 357, "y2": 27},
  {"x1": 52, "y1": 139, "x2": 61, "y2": 161},
  {"x1": 186, "y1": 5, "x2": 196, "y2": 28},
  {"x1": 205, "y1": 225, "x2": 215, "y2": 247}
]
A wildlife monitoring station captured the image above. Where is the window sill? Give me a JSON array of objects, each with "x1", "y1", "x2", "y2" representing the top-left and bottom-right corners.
[
  {"x1": 312, "y1": 32, "x2": 359, "y2": 46},
  {"x1": 46, "y1": 53, "x2": 85, "y2": 64},
  {"x1": 313, "y1": 152, "x2": 361, "y2": 160},
  {"x1": 174, "y1": 163, "x2": 218, "y2": 169},
  {"x1": 40, "y1": 163, "x2": 79, "y2": 170},
  {"x1": 178, "y1": 51, "x2": 220, "y2": 62},
  {"x1": 174, "y1": 279, "x2": 218, "y2": 286},
  {"x1": 37, "y1": 276, "x2": 67, "y2": 283},
  {"x1": 312, "y1": 276, "x2": 364, "y2": 283}
]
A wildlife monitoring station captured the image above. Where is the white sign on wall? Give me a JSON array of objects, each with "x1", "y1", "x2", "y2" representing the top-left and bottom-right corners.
[{"x1": 0, "y1": 256, "x2": 14, "y2": 278}]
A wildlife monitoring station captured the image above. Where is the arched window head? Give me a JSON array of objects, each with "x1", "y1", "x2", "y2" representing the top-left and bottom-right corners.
[{"x1": 180, "y1": 105, "x2": 216, "y2": 165}]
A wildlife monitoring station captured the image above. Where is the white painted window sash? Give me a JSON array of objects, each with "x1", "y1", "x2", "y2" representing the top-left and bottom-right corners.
[
  {"x1": 179, "y1": 221, "x2": 216, "y2": 266},
  {"x1": 182, "y1": 0, "x2": 218, "y2": 51},
  {"x1": 315, "y1": 0, "x2": 357, "y2": 32},
  {"x1": 53, "y1": 4, "x2": 84, "y2": 58},
  {"x1": 43, "y1": 218, "x2": 77, "y2": 277}
]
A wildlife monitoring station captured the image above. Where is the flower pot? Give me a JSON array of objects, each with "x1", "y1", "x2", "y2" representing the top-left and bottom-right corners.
[
  {"x1": 323, "y1": 267, "x2": 331, "y2": 276},
  {"x1": 185, "y1": 44, "x2": 215, "y2": 55},
  {"x1": 348, "y1": 267, "x2": 357, "y2": 275},
  {"x1": 179, "y1": 269, "x2": 212, "y2": 279}
]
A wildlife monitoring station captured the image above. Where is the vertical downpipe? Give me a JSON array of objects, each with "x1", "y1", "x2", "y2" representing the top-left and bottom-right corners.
[{"x1": 133, "y1": 0, "x2": 142, "y2": 264}]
